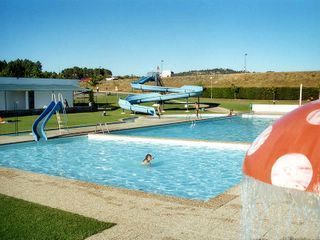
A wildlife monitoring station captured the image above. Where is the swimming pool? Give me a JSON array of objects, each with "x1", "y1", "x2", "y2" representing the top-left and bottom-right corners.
[
  {"x1": 113, "y1": 116, "x2": 276, "y2": 143},
  {"x1": 0, "y1": 136, "x2": 247, "y2": 200},
  {"x1": 0, "y1": 115, "x2": 277, "y2": 200}
]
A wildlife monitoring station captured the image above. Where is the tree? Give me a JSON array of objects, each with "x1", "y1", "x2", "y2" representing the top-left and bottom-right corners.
[
  {"x1": 0, "y1": 59, "x2": 42, "y2": 78},
  {"x1": 61, "y1": 66, "x2": 112, "y2": 81},
  {"x1": 0, "y1": 60, "x2": 7, "y2": 73},
  {"x1": 0, "y1": 59, "x2": 113, "y2": 80}
]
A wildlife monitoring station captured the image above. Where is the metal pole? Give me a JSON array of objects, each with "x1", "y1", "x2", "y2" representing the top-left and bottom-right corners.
[
  {"x1": 186, "y1": 98, "x2": 189, "y2": 112},
  {"x1": 210, "y1": 77, "x2": 213, "y2": 99},
  {"x1": 299, "y1": 83, "x2": 302, "y2": 106},
  {"x1": 105, "y1": 91, "x2": 107, "y2": 112},
  {"x1": 244, "y1": 53, "x2": 247, "y2": 72},
  {"x1": 15, "y1": 101, "x2": 19, "y2": 135}
]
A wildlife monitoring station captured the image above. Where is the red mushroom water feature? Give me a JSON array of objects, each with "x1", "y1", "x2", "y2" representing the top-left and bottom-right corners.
[
  {"x1": 241, "y1": 101, "x2": 320, "y2": 239},
  {"x1": 244, "y1": 100, "x2": 320, "y2": 193}
]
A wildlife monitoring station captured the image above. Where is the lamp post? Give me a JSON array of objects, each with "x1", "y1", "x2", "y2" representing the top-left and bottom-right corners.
[
  {"x1": 14, "y1": 101, "x2": 19, "y2": 135},
  {"x1": 161, "y1": 60, "x2": 164, "y2": 74},
  {"x1": 244, "y1": 53, "x2": 248, "y2": 72},
  {"x1": 210, "y1": 76, "x2": 213, "y2": 99}
]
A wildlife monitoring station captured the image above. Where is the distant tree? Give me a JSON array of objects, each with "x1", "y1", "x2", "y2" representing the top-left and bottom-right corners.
[
  {"x1": 24, "y1": 60, "x2": 42, "y2": 77},
  {"x1": 0, "y1": 59, "x2": 113, "y2": 81},
  {"x1": 61, "y1": 66, "x2": 112, "y2": 81},
  {"x1": 40, "y1": 71, "x2": 59, "y2": 78},
  {"x1": 0, "y1": 59, "x2": 42, "y2": 78},
  {"x1": 0, "y1": 60, "x2": 7, "y2": 73}
]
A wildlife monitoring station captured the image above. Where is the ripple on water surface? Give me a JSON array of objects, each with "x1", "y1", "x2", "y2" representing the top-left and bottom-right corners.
[
  {"x1": 114, "y1": 116, "x2": 275, "y2": 143},
  {"x1": 0, "y1": 136, "x2": 246, "y2": 200}
]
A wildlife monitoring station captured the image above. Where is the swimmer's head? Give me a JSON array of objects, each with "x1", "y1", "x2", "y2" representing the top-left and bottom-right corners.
[{"x1": 145, "y1": 154, "x2": 153, "y2": 161}]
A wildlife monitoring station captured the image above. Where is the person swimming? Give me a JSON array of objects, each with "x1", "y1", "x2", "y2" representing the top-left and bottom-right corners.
[{"x1": 142, "y1": 154, "x2": 153, "y2": 165}]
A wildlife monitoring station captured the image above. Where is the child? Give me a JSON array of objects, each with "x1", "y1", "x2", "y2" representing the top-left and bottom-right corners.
[{"x1": 142, "y1": 154, "x2": 153, "y2": 165}]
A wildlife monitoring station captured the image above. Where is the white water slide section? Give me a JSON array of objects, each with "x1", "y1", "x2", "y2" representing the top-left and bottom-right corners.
[{"x1": 118, "y1": 76, "x2": 203, "y2": 115}]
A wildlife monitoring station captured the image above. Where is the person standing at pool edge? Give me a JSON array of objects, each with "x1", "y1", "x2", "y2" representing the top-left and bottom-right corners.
[
  {"x1": 64, "y1": 99, "x2": 69, "y2": 108},
  {"x1": 142, "y1": 154, "x2": 153, "y2": 165},
  {"x1": 195, "y1": 102, "x2": 200, "y2": 118}
]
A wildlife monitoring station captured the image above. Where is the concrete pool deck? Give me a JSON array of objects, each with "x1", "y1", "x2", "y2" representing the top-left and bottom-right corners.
[
  {"x1": 0, "y1": 115, "x2": 318, "y2": 239},
  {"x1": 0, "y1": 167, "x2": 244, "y2": 240},
  {"x1": 1, "y1": 167, "x2": 318, "y2": 239}
]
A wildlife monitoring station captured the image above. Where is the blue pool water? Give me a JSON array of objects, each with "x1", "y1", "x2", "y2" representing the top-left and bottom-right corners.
[
  {"x1": 114, "y1": 116, "x2": 275, "y2": 142},
  {"x1": 0, "y1": 136, "x2": 246, "y2": 200}
]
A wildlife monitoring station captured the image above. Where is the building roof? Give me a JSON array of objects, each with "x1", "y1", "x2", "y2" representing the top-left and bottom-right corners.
[
  {"x1": 0, "y1": 84, "x2": 85, "y2": 91},
  {"x1": 0, "y1": 77, "x2": 86, "y2": 91}
]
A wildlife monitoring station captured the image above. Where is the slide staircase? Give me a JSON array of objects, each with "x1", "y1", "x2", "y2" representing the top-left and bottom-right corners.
[{"x1": 118, "y1": 74, "x2": 203, "y2": 115}]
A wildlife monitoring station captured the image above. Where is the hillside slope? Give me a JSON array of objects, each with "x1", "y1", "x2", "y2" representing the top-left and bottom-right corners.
[{"x1": 97, "y1": 71, "x2": 320, "y2": 92}]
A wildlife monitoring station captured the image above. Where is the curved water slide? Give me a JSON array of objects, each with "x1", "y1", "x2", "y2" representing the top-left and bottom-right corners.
[
  {"x1": 32, "y1": 101, "x2": 63, "y2": 141},
  {"x1": 118, "y1": 76, "x2": 203, "y2": 115}
]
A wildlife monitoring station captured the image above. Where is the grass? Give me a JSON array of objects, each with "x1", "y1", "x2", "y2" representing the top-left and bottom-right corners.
[
  {"x1": 189, "y1": 98, "x2": 304, "y2": 112},
  {"x1": 0, "y1": 193, "x2": 115, "y2": 240},
  {"x1": 165, "y1": 71, "x2": 320, "y2": 88},
  {"x1": 0, "y1": 109, "x2": 127, "y2": 135}
]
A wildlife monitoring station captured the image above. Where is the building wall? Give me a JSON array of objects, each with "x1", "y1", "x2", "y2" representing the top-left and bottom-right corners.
[
  {"x1": 59, "y1": 91, "x2": 74, "y2": 107},
  {"x1": 34, "y1": 91, "x2": 53, "y2": 109},
  {"x1": 0, "y1": 91, "x2": 5, "y2": 110},
  {"x1": 34, "y1": 91, "x2": 73, "y2": 109},
  {"x1": 160, "y1": 70, "x2": 173, "y2": 78},
  {"x1": 5, "y1": 91, "x2": 26, "y2": 110},
  {"x1": 0, "y1": 77, "x2": 79, "y2": 110}
]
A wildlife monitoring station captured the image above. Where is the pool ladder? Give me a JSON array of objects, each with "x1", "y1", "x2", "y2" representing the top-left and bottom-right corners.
[
  {"x1": 52, "y1": 93, "x2": 69, "y2": 135},
  {"x1": 185, "y1": 112, "x2": 202, "y2": 121},
  {"x1": 95, "y1": 122, "x2": 110, "y2": 134}
]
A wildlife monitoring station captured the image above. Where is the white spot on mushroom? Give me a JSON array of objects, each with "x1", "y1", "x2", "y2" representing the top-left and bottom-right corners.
[
  {"x1": 271, "y1": 153, "x2": 313, "y2": 191},
  {"x1": 247, "y1": 126, "x2": 272, "y2": 156},
  {"x1": 306, "y1": 110, "x2": 320, "y2": 125}
]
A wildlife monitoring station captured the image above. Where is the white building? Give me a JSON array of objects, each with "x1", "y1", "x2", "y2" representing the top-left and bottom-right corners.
[
  {"x1": 106, "y1": 76, "x2": 118, "y2": 81},
  {"x1": 160, "y1": 70, "x2": 174, "y2": 78},
  {"x1": 0, "y1": 77, "x2": 84, "y2": 111}
]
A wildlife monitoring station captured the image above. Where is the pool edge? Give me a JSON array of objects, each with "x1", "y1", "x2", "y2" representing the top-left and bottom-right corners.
[{"x1": 0, "y1": 166, "x2": 240, "y2": 209}]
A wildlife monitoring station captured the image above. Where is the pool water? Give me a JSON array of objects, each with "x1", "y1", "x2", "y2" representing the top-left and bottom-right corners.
[
  {"x1": 113, "y1": 116, "x2": 275, "y2": 143},
  {"x1": 0, "y1": 136, "x2": 246, "y2": 200}
]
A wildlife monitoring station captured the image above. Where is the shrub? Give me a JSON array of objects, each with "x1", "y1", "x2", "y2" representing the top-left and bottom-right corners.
[{"x1": 203, "y1": 87, "x2": 319, "y2": 100}]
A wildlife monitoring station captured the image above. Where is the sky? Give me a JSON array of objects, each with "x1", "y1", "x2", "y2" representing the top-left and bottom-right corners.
[{"x1": 0, "y1": 0, "x2": 319, "y2": 76}]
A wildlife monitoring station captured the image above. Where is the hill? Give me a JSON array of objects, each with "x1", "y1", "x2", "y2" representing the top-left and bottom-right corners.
[
  {"x1": 174, "y1": 68, "x2": 241, "y2": 76},
  {"x1": 97, "y1": 71, "x2": 320, "y2": 92},
  {"x1": 167, "y1": 71, "x2": 320, "y2": 88}
]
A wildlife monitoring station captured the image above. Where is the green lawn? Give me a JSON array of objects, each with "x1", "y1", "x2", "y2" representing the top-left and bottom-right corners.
[
  {"x1": 190, "y1": 97, "x2": 303, "y2": 112},
  {"x1": 1, "y1": 93, "x2": 302, "y2": 135},
  {"x1": 74, "y1": 92, "x2": 126, "y2": 105},
  {"x1": 0, "y1": 109, "x2": 127, "y2": 134},
  {"x1": 0, "y1": 193, "x2": 115, "y2": 240}
]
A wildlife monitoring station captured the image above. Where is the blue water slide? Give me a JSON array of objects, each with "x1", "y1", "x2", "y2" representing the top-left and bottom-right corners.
[
  {"x1": 118, "y1": 76, "x2": 203, "y2": 115},
  {"x1": 32, "y1": 101, "x2": 56, "y2": 141},
  {"x1": 39, "y1": 101, "x2": 63, "y2": 141},
  {"x1": 132, "y1": 76, "x2": 155, "y2": 84}
]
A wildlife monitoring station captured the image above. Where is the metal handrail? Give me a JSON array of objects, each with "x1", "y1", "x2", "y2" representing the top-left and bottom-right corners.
[{"x1": 95, "y1": 122, "x2": 110, "y2": 134}]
